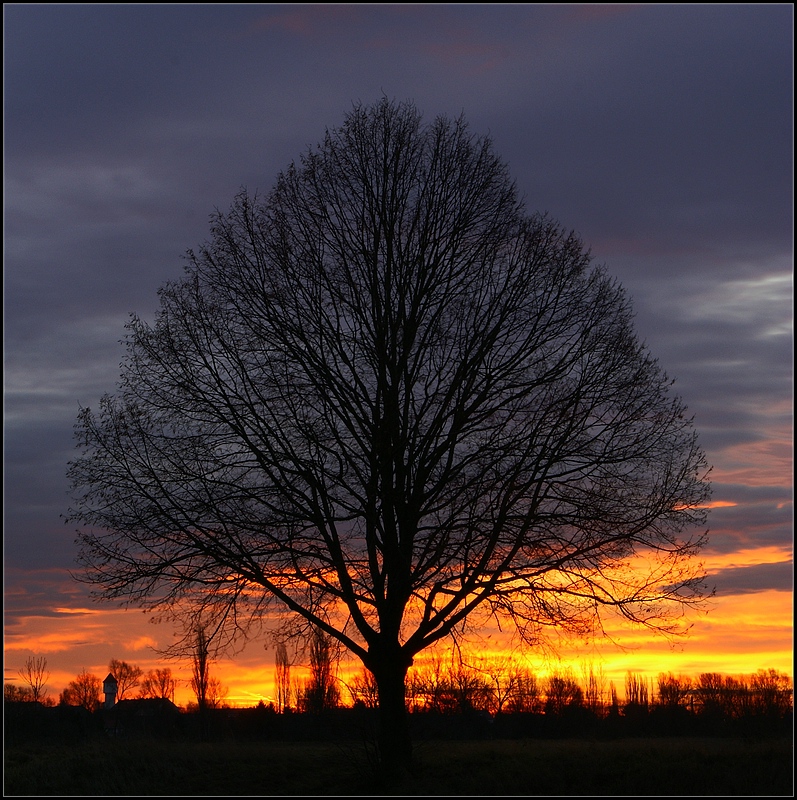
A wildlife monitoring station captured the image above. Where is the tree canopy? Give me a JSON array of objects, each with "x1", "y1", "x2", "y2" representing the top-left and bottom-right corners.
[{"x1": 66, "y1": 98, "x2": 711, "y2": 772}]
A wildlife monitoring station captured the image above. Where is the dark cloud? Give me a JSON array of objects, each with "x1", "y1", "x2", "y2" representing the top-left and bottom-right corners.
[
  {"x1": 704, "y1": 501, "x2": 793, "y2": 556},
  {"x1": 718, "y1": 504, "x2": 793, "y2": 539},
  {"x1": 3, "y1": 568, "x2": 91, "y2": 628},
  {"x1": 709, "y1": 562, "x2": 793, "y2": 596},
  {"x1": 4, "y1": 5, "x2": 792, "y2": 611}
]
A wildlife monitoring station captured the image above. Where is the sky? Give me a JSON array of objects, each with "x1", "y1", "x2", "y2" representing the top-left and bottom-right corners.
[{"x1": 3, "y1": 3, "x2": 793, "y2": 708}]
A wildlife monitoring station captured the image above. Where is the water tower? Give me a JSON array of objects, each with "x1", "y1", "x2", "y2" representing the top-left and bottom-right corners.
[{"x1": 103, "y1": 673, "x2": 118, "y2": 708}]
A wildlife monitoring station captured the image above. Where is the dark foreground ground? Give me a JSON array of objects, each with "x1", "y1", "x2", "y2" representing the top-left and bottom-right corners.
[{"x1": 4, "y1": 736, "x2": 793, "y2": 796}]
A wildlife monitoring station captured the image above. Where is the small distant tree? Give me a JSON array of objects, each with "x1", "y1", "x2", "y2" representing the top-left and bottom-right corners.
[
  {"x1": 139, "y1": 668, "x2": 176, "y2": 701},
  {"x1": 608, "y1": 682, "x2": 620, "y2": 717},
  {"x1": 60, "y1": 669, "x2": 102, "y2": 712},
  {"x1": 4, "y1": 683, "x2": 33, "y2": 702},
  {"x1": 299, "y1": 629, "x2": 340, "y2": 713},
  {"x1": 505, "y1": 667, "x2": 542, "y2": 714},
  {"x1": 274, "y1": 641, "x2": 292, "y2": 713},
  {"x1": 347, "y1": 667, "x2": 380, "y2": 709},
  {"x1": 108, "y1": 659, "x2": 142, "y2": 701},
  {"x1": 582, "y1": 664, "x2": 607, "y2": 716},
  {"x1": 448, "y1": 653, "x2": 492, "y2": 714},
  {"x1": 480, "y1": 657, "x2": 519, "y2": 715},
  {"x1": 291, "y1": 675, "x2": 304, "y2": 712},
  {"x1": 184, "y1": 621, "x2": 230, "y2": 710},
  {"x1": 205, "y1": 675, "x2": 229, "y2": 709},
  {"x1": 17, "y1": 655, "x2": 50, "y2": 703},
  {"x1": 624, "y1": 671, "x2": 650, "y2": 711},
  {"x1": 407, "y1": 654, "x2": 452, "y2": 713},
  {"x1": 750, "y1": 668, "x2": 793, "y2": 718},
  {"x1": 722, "y1": 675, "x2": 750, "y2": 719},
  {"x1": 189, "y1": 624, "x2": 211, "y2": 711},
  {"x1": 695, "y1": 672, "x2": 726, "y2": 718},
  {"x1": 656, "y1": 672, "x2": 692, "y2": 709},
  {"x1": 544, "y1": 669, "x2": 584, "y2": 716}
]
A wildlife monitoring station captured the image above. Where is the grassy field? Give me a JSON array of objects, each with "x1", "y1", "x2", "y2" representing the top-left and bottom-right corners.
[{"x1": 4, "y1": 736, "x2": 793, "y2": 796}]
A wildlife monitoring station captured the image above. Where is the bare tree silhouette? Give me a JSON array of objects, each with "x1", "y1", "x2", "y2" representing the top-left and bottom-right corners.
[
  {"x1": 17, "y1": 655, "x2": 50, "y2": 703},
  {"x1": 299, "y1": 629, "x2": 340, "y2": 713},
  {"x1": 108, "y1": 659, "x2": 142, "y2": 701},
  {"x1": 274, "y1": 641, "x2": 292, "y2": 713},
  {"x1": 59, "y1": 669, "x2": 102, "y2": 712},
  {"x1": 189, "y1": 624, "x2": 211, "y2": 711},
  {"x1": 139, "y1": 668, "x2": 177, "y2": 701},
  {"x1": 66, "y1": 98, "x2": 712, "y2": 776}
]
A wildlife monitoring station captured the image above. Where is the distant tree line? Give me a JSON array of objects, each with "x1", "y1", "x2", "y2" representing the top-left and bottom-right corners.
[
  {"x1": 276, "y1": 637, "x2": 793, "y2": 724},
  {"x1": 265, "y1": 633, "x2": 792, "y2": 735},
  {"x1": 395, "y1": 656, "x2": 793, "y2": 722},
  {"x1": 4, "y1": 656, "x2": 182, "y2": 713},
  {"x1": 6, "y1": 646, "x2": 792, "y2": 730}
]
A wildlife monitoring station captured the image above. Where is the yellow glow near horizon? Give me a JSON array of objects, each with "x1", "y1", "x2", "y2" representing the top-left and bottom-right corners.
[
  {"x1": 5, "y1": 549, "x2": 792, "y2": 708},
  {"x1": 5, "y1": 578, "x2": 793, "y2": 707}
]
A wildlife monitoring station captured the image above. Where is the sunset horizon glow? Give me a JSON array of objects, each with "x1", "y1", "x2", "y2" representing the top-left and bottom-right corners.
[{"x1": 5, "y1": 550, "x2": 792, "y2": 709}]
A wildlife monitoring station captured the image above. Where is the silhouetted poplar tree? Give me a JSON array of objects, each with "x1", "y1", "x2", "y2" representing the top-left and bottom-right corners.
[
  {"x1": 300, "y1": 629, "x2": 340, "y2": 713},
  {"x1": 274, "y1": 641, "x2": 292, "y2": 713},
  {"x1": 189, "y1": 624, "x2": 210, "y2": 711}
]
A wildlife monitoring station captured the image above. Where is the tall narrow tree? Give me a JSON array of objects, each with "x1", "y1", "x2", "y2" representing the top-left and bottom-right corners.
[
  {"x1": 274, "y1": 641, "x2": 292, "y2": 713},
  {"x1": 189, "y1": 624, "x2": 210, "y2": 711},
  {"x1": 300, "y1": 629, "x2": 340, "y2": 713}
]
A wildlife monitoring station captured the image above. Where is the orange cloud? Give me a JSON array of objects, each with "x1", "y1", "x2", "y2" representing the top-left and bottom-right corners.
[{"x1": 701, "y1": 546, "x2": 792, "y2": 571}]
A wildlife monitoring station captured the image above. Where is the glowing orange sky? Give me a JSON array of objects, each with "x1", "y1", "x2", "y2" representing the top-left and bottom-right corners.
[{"x1": 4, "y1": 543, "x2": 792, "y2": 708}]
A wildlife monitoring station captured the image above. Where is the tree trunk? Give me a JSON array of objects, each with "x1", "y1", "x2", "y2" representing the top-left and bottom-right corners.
[{"x1": 372, "y1": 657, "x2": 413, "y2": 781}]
